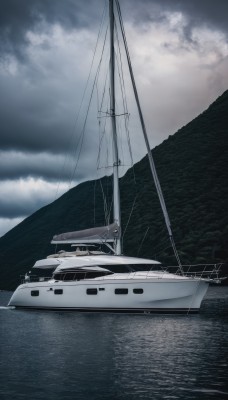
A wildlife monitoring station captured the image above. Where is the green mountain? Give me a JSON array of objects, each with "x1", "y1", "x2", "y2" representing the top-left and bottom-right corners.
[{"x1": 1, "y1": 91, "x2": 228, "y2": 290}]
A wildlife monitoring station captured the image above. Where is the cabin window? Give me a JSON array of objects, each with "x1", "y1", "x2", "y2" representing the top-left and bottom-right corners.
[
  {"x1": 31, "y1": 290, "x2": 39, "y2": 296},
  {"x1": 133, "y1": 288, "x2": 143, "y2": 294},
  {"x1": 64, "y1": 273, "x2": 75, "y2": 281},
  {"x1": 104, "y1": 265, "x2": 133, "y2": 273},
  {"x1": 54, "y1": 289, "x2": 63, "y2": 295},
  {"x1": 75, "y1": 272, "x2": 85, "y2": 281},
  {"x1": 54, "y1": 273, "x2": 62, "y2": 280},
  {"x1": 99, "y1": 288, "x2": 105, "y2": 291},
  {"x1": 115, "y1": 288, "x2": 128, "y2": 295},
  {"x1": 86, "y1": 288, "x2": 98, "y2": 295}
]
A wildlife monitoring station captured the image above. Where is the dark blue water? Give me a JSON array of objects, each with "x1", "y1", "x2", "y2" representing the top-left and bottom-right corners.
[{"x1": 0, "y1": 287, "x2": 227, "y2": 400}]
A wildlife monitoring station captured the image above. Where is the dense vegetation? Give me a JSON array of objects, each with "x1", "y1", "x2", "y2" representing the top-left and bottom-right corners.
[{"x1": 0, "y1": 91, "x2": 227, "y2": 290}]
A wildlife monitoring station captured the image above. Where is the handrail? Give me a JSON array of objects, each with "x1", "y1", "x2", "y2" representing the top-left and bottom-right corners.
[
  {"x1": 20, "y1": 263, "x2": 225, "y2": 284},
  {"x1": 166, "y1": 263, "x2": 224, "y2": 281}
]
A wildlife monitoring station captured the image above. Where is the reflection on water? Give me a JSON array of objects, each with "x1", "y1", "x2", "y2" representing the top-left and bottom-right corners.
[{"x1": 0, "y1": 287, "x2": 227, "y2": 400}]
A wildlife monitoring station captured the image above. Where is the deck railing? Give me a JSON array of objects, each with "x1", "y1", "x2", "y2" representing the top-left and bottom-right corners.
[
  {"x1": 20, "y1": 263, "x2": 225, "y2": 284},
  {"x1": 166, "y1": 263, "x2": 224, "y2": 281}
]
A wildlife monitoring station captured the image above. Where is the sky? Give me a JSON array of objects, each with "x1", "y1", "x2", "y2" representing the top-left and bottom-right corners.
[{"x1": 0, "y1": 0, "x2": 228, "y2": 237}]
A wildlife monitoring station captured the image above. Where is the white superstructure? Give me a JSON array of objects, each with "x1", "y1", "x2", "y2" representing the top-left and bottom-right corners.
[{"x1": 8, "y1": 255, "x2": 210, "y2": 313}]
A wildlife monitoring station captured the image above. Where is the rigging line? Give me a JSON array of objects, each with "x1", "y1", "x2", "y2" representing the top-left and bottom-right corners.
[
  {"x1": 105, "y1": 92, "x2": 111, "y2": 173},
  {"x1": 115, "y1": 0, "x2": 183, "y2": 272},
  {"x1": 112, "y1": 45, "x2": 127, "y2": 169},
  {"x1": 137, "y1": 227, "x2": 150, "y2": 256},
  {"x1": 69, "y1": 19, "x2": 108, "y2": 187},
  {"x1": 114, "y1": 87, "x2": 125, "y2": 166},
  {"x1": 69, "y1": 66, "x2": 99, "y2": 187},
  {"x1": 114, "y1": 61, "x2": 132, "y2": 172},
  {"x1": 96, "y1": 78, "x2": 100, "y2": 118},
  {"x1": 150, "y1": 237, "x2": 172, "y2": 256},
  {"x1": 98, "y1": 63, "x2": 109, "y2": 113},
  {"x1": 107, "y1": 195, "x2": 113, "y2": 225},
  {"x1": 96, "y1": 64, "x2": 109, "y2": 170},
  {"x1": 95, "y1": 25, "x2": 109, "y2": 113},
  {"x1": 97, "y1": 115, "x2": 108, "y2": 169},
  {"x1": 55, "y1": 1, "x2": 107, "y2": 198},
  {"x1": 115, "y1": 17, "x2": 136, "y2": 182},
  {"x1": 122, "y1": 193, "x2": 138, "y2": 239},
  {"x1": 115, "y1": 1, "x2": 168, "y2": 201},
  {"x1": 99, "y1": 179, "x2": 109, "y2": 226},
  {"x1": 105, "y1": 175, "x2": 112, "y2": 219},
  {"x1": 151, "y1": 243, "x2": 175, "y2": 260},
  {"x1": 114, "y1": 18, "x2": 128, "y2": 114},
  {"x1": 97, "y1": 110, "x2": 102, "y2": 168},
  {"x1": 93, "y1": 179, "x2": 97, "y2": 226},
  {"x1": 116, "y1": 0, "x2": 172, "y2": 220},
  {"x1": 97, "y1": 94, "x2": 110, "y2": 169}
]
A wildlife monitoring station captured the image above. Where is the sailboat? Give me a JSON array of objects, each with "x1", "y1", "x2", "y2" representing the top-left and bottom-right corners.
[{"x1": 8, "y1": 0, "x2": 221, "y2": 313}]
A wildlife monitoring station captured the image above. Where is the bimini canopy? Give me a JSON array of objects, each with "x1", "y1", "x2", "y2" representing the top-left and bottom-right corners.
[{"x1": 51, "y1": 223, "x2": 119, "y2": 244}]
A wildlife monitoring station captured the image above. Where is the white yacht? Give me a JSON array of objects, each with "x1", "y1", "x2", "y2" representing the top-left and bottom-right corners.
[
  {"x1": 9, "y1": 253, "x2": 212, "y2": 313},
  {"x1": 8, "y1": 0, "x2": 222, "y2": 313}
]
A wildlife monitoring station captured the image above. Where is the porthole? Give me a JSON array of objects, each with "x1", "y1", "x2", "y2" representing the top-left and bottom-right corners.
[
  {"x1": 31, "y1": 290, "x2": 39, "y2": 297},
  {"x1": 133, "y1": 288, "x2": 143, "y2": 294},
  {"x1": 87, "y1": 288, "x2": 98, "y2": 295},
  {"x1": 54, "y1": 289, "x2": 63, "y2": 295},
  {"x1": 115, "y1": 288, "x2": 128, "y2": 295}
]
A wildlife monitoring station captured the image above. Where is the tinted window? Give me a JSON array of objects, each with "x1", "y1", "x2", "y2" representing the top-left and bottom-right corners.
[
  {"x1": 54, "y1": 289, "x2": 63, "y2": 295},
  {"x1": 86, "y1": 288, "x2": 98, "y2": 295},
  {"x1": 64, "y1": 273, "x2": 75, "y2": 281},
  {"x1": 31, "y1": 290, "x2": 39, "y2": 296},
  {"x1": 103, "y1": 264, "x2": 163, "y2": 273},
  {"x1": 75, "y1": 272, "x2": 85, "y2": 280},
  {"x1": 105, "y1": 265, "x2": 132, "y2": 273},
  {"x1": 133, "y1": 288, "x2": 143, "y2": 294},
  {"x1": 115, "y1": 288, "x2": 128, "y2": 294},
  {"x1": 99, "y1": 288, "x2": 105, "y2": 291},
  {"x1": 85, "y1": 271, "x2": 112, "y2": 279},
  {"x1": 54, "y1": 274, "x2": 62, "y2": 280}
]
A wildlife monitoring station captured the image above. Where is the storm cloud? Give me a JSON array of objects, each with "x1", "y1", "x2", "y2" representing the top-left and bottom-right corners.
[
  {"x1": 0, "y1": 0, "x2": 228, "y2": 235},
  {"x1": 0, "y1": 0, "x2": 103, "y2": 59},
  {"x1": 1, "y1": 0, "x2": 228, "y2": 59}
]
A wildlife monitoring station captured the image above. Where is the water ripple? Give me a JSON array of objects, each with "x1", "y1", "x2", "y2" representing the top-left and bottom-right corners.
[{"x1": 0, "y1": 287, "x2": 227, "y2": 400}]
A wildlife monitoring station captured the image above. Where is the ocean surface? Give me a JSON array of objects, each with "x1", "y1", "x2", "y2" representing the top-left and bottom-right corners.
[{"x1": 0, "y1": 287, "x2": 227, "y2": 400}]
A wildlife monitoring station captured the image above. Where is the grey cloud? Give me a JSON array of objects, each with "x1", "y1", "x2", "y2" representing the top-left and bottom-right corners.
[
  {"x1": 0, "y1": 59, "x2": 101, "y2": 156},
  {"x1": 122, "y1": 0, "x2": 228, "y2": 45},
  {"x1": 173, "y1": 0, "x2": 228, "y2": 35},
  {"x1": 0, "y1": 0, "x2": 104, "y2": 59},
  {"x1": 0, "y1": 151, "x2": 68, "y2": 181},
  {"x1": 1, "y1": 0, "x2": 228, "y2": 61},
  {"x1": 0, "y1": 150, "x2": 101, "y2": 182}
]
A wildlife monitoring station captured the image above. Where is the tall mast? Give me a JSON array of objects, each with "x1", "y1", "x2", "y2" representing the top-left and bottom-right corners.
[{"x1": 109, "y1": 0, "x2": 122, "y2": 255}]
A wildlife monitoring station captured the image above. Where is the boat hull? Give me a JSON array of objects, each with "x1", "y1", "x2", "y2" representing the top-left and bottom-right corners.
[{"x1": 8, "y1": 278, "x2": 209, "y2": 313}]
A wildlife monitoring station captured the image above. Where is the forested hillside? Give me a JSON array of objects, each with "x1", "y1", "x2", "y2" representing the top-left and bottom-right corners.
[{"x1": 0, "y1": 90, "x2": 227, "y2": 290}]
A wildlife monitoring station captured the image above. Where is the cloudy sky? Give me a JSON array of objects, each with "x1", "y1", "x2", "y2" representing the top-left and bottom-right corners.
[{"x1": 0, "y1": 0, "x2": 228, "y2": 237}]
